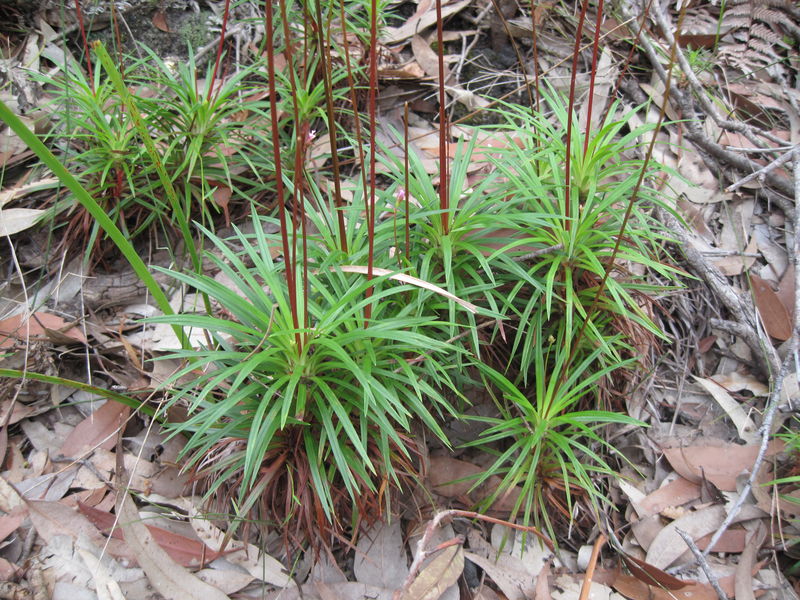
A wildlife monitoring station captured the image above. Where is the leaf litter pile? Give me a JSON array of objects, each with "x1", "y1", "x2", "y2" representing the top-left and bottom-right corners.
[{"x1": 0, "y1": 0, "x2": 799, "y2": 599}]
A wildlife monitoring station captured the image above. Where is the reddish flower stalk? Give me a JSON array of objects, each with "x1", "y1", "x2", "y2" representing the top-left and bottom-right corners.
[
  {"x1": 340, "y1": 0, "x2": 368, "y2": 199},
  {"x1": 435, "y1": 0, "x2": 449, "y2": 236},
  {"x1": 583, "y1": 0, "x2": 605, "y2": 156},
  {"x1": 265, "y1": 0, "x2": 300, "y2": 344},
  {"x1": 74, "y1": 0, "x2": 94, "y2": 93},
  {"x1": 364, "y1": 0, "x2": 379, "y2": 323},
  {"x1": 313, "y1": 0, "x2": 348, "y2": 253},
  {"x1": 279, "y1": 0, "x2": 310, "y2": 335},
  {"x1": 207, "y1": 0, "x2": 232, "y2": 102},
  {"x1": 529, "y1": 0, "x2": 542, "y2": 116},
  {"x1": 404, "y1": 102, "x2": 410, "y2": 260},
  {"x1": 564, "y1": 0, "x2": 590, "y2": 232}
]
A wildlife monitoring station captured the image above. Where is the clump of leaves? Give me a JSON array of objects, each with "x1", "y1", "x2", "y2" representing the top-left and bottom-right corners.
[
  {"x1": 487, "y1": 89, "x2": 680, "y2": 381},
  {"x1": 467, "y1": 325, "x2": 643, "y2": 543},
  {"x1": 151, "y1": 214, "x2": 467, "y2": 550},
  {"x1": 34, "y1": 55, "x2": 148, "y2": 258},
  {"x1": 449, "y1": 89, "x2": 680, "y2": 539},
  {"x1": 35, "y1": 46, "x2": 271, "y2": 263},
  {"x1": 379, "y1": 134, "x2": 515, "y2": 357}
]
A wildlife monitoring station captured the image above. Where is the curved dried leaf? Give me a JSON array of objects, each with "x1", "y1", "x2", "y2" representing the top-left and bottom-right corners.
[
  {"x1": 59, "y1": 401, "x2": 130, "y2": 458},
  {"x1": 0, "y1": 208, "x2": 44, "y2": 236},
  {"x1": 79, "y1": 502, "x2": 221, "y2": 568},
  {"x1": 399, "y1": 545, "x2": 463, "y2": 600},
  {"x1": 749, "y1": 273, "x2": 792, "y2": 340},
  {"x1": 116, "y1": 492, "x2": 230, "y2": 600},
  {"x1": 340, "y1": 266, "x2": 480, "y2": 313},
  {"x1": 661, "y1": 441, "x2": 783, "y2": 491},
  {"x1": 354, "y1": 520, "x2": 409, "y2": 589},
  {"x1": 189, "y1": 507, "x2": 293, "y2": 587}
]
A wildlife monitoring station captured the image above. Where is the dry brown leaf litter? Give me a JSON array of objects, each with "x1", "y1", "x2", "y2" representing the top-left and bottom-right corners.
[{"x1": 0, "y1": 0, "x2": 798, "y2": 598}]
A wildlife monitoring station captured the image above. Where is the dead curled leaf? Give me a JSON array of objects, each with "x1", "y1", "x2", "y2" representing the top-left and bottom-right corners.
[
  {"x1": 398, "y1": 545, "x2": 463, "y2": 600},
  {"x1": 749, "y1": 273, "x2": 792, "y2": 340},
  {"x1": 612, "y1": 574, "x2": 719, "y2": 600},
  {"x1": 59, "y1": 401, "x2": 130, "y2": 459},
  {"x1": 0, "y1": 311, "x2": 87, "y2": 349},
  {"x1": 694, "y1": 377, "x2": 757, "y2": 443},
  {"x1": 0, "y1": 207, "x2": 45, "y2": 236},
  {"x1": 116, "y1": 491, "x2": 229, "y2": 600},
  {"x1": 661, "y1": 440, "x2": 783, "y2": 491},
  {"x1": 645, "y1": 504, "x2": 766, "y2": 569},
  {"x1": 79, "y1": 502, "x2": 222, "y2": 568}
]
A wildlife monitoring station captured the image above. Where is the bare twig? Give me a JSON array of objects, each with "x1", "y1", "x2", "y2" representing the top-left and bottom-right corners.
[
  {"x1": 726, "y1": 146, "x2": 798, "y2": 192},
  {"x1": 674, "y1": 529, "x2": 727, "y2": 600},
  {"x1": 620, "y1": 1, "x2": 795, "y2": 215},
  {"x1": 656, "y1": 207, "x2": 780, "y2": 375},
  {"x1": 578, "y1": 533, "x2": 606, "y2": 600},
  {"x1": 693, "y1": 142, "x2": 800, "y2": 568},
  {"x1": 513, "y1": 243, "x2": 564, "y2": 263},
  {"x1": 396, "y1": 509, "x2": 553, "y2": 598}
]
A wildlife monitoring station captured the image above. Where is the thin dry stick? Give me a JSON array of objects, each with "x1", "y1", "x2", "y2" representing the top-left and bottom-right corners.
[
  {"x1": 624, "y1": 0, "x2": 795, "y2": 209},
  {"x1": 695, "y1": 145, "x2": 800, "y2": 564},
  {"x1": 726, "y1": 145, "x2": 798, "y2": 192},
  {"x1": 513, "y1": 243, "x2": 564, "y2": 263},
  {"x1": 650, "y1": 0, "x2": 787, "y2": 151},
  {"x1": 397, "y1": 509, "x2": 553, "y2": 597},
  {"x1": 657, "y1": 206, "x2": 780, "y2": 376},
  {"x1": 675, "y1": 529, "x2": 727, "y2": 600},
  {"x1": 578, "y1": 533, "x2": 606, "y2": 600}
]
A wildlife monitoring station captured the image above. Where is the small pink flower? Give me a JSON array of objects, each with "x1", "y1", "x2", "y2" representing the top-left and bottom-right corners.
[
  {"x1": 305, "y1": 129, "x2": 317, "y2": 144},
  {"x1": 394, "y1": 188, "x2": 406, "y2": 202}
]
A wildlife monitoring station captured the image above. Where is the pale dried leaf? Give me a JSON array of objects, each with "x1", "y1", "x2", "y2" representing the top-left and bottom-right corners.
[
  {"x1": 116, "y1": 492, "x2": 230, "y2": 600},
  {"x1": 27, "y1": 500, "x2": 133, "y2": 563},
  {"x1": 77, "y1": 547, "x2": 127, "y2": 600},
  {"x1": 17, "y1": 468, "x2": 77, "y2": 502},
  {"x1": 411, "y1": 35, "x2": 446, "y2": 80},
  {"x1": 399, "y1": 545, "x2": 463, "y2": 600},
  {"x1": 382, "y1": 0, "x2": 471, "y2": 43},
  {"x1": 354, "y1": 520, "x2": 409, "y2": 589},
  {"x1": 0, "y1": 208, "x2": 45, "y2": 236},
  {"x1": 188, "y1": 507, "x2": 293, "y2": 587},
  {"x1": 196, "y1": 569, "x2": 255, "y2": 595},
  {"x1": 490, "y1": 524, "x2": 552, "y2": 579},
  {"x1": 59, "y1": 401, "x2": 130, "y2": 458},
  {"x1": 734, "y1": 521, "x2": 766, "y2": 600},
  {"x1": 339, "y1": 266, "x2": 479, "y2": 313},
  {"x1": 578, "y1": 48, "x2": 616, "y2": 132},
  {"x1": 263, "y1": 582, "x2": 394, "y2": 600},
  {"x1": 709, "y1": 372, "x2": 768, "y2": 396},
  {"x1": 551, "y1": 575, "x2": 621, "y2": 600},
  {"x1": 694, "y1": 377, "x2": 758, "y2": 443},
  {"x1": 645, "y1": 504, "x2": 765, "y2": 569},
  {"x1": 464, "y1": 551, "x2": 534, "y2": 600}
]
